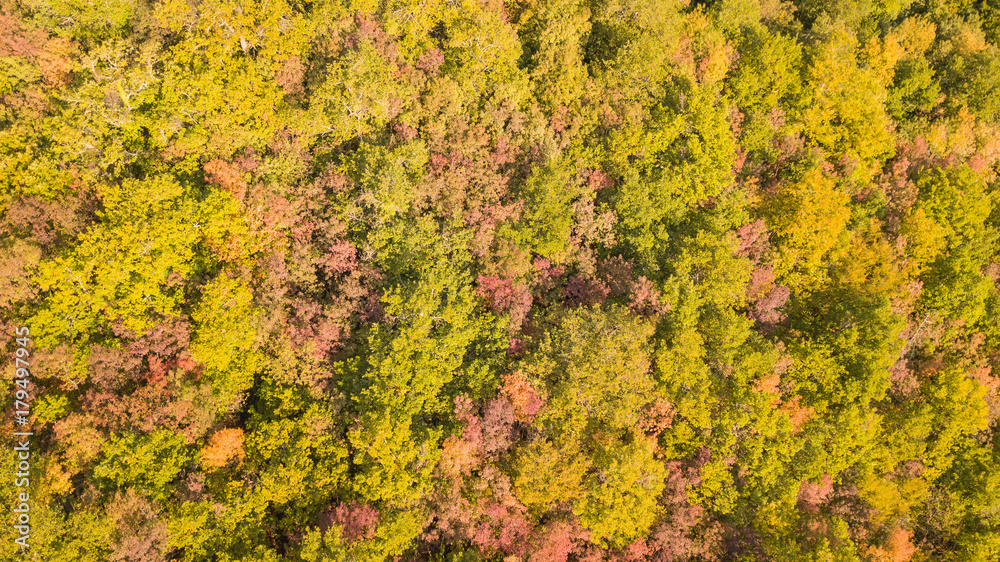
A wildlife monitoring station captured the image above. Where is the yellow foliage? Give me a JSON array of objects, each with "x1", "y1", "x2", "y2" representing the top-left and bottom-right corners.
[
  {"x1": 766, "y1": 167, "x2": 850, "y2": 293},
  {"x1": 801, "y1": 24, "x2": 895, "y2": 179},
  {"x1": 891, "y1": 17, "x2": 938, "y2": 58},
  {"x1": 900, "y1": 208, "x2": 948, "y2": 271}
]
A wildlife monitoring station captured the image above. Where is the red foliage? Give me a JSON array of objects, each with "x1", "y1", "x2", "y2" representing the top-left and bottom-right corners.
[
  {"x1": 107, "y1": 490, "x2": 168, "y2": 562},
  {"x1": 470, "y1": 499, "x2": 531, "y2": 556},
  {"x1": 319, "y1": 502, "x2": 380, "y2": 542},
  {"x1": 631, "y1": 276, "x2": 666, "y2": 316},
  {"x1": 476, "y1": 274, "x2": 533, "y2": 331},
  {"x1": 270, "y1": 227, "x2": 381, "y2": 360},
  {"x1": 442, "y1": 394, "x2": 517, "y2": 477},
  {"x1": 533, "y1": 257, "x2": 567, "y2": 295},
  {"x1": 314, "y1": 168, "x2": 350, "y2": 194},
  {"x1": 391, "y1": 121, "x2": 419, "y2": 143},
  {"x1": 889, "y1": 363, "x2": 920, "y2": 401},
  {"x1": 468, "y1": 201, "x2": 524, "y2": 261},
  {"x1": 639, "y1": 400, "x2": 676, "y2": 437},
  {"x1": 421, "y1": 480, "x2": 474, "y2": 545},
  {"x1": 563, "y1": 274, "x2": 610, "y2": 307},
  {"x1": 319, "y1": 240, "x2": 359, "y2": 275},
  {"x1": 501, "y1": 372, "x2": 544, "y2": 423},
  {"x1": 721, "y1": 524, "x2": 765, "y2": 562},
  {"x1": 438, "y1": 395, "x2": 484, "y2": 476},
  {"x1": 892, "y1": 459, "x2": 925, "y2": 479},
  {"x1": 507, "y1": 336, "x2": 526, "y2": 356},
  {"x1": 598, "y1": 256, "x2": 634, "y2": 298},
  {"x1": 736, "y1": 219, "x2": 768, "y2": 260},
  {"x1": 82, "y1": 384, "x2": 203, "y2": 441},
  {"x1": 826, "y1": 483, "x2": 875, "y2": 542},
  {"x1": 79, "y1": 318, "x2": 209, "y2": 441},
  {"x1": 88, "y1": 345, "x2": 143, "y2": 391},
  {"x1": 0, "y1": 11, "x2": 43, "y2": 58},
  {"x1": 878, "y1": 155, "x2": 919, "y2": 235},
  {"x1": 649, "y1": 454, "x2": 724, "y2": 561},
  {"x1": 481, "y1": 396, "x2": 516, "y2": 455},
  {"x1": 746, "y1": 264, "x2": 775, "y2": 298},
  {"x1": 614, "y1": 538, "x2": 651, "y2": 562},
  {"x1": 204, "y1": 159, "x2": 248, "y2": 201},
  {"x1": 587, "y1": 169, "x2": 615, "y2": 191},
  {"x1": 178, "y1": 471, "x2": 205, "y2": 501},
  {"x1": 797, "y1": 474, "x2": 834, "y2": 514},
  {"x1": 528, "y1": 520, "x2": 589, "y2": 562},
  {"x1": 746, "y1": 265, "x2": 789, "y2": 329},
  {"x1": 454, "y1": 394, "x2": 484, "y2": 449},
  {"x1": 416, "y1": 47, "x2": 445, "y2": 74},
  {"x1": 596, "y1": 257, "x2": 666, "y2": 316},
  {"x1": 276, "y1": 55, "x2": 306, "y2": 97},
  {"x1": 285, "y1": 299, "x2": 341, "y2": 357},
  {"x1": 53, "y1": 413, "x2": 103, "y2": 466},
  {"x1": 5, "y1": 192, "x2": 94, "y2": 247},
  {"x1": 131, "y1": 318, "x2": 192, "y2": 371},
  {"x1": 418, "y1": 111, "x2": 519, "y2": 246}
]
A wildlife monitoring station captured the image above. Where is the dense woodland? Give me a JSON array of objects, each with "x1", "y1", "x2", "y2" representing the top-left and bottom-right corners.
[{"x1": 1, "y1": 0, "x2": 1000, "y2": 559}]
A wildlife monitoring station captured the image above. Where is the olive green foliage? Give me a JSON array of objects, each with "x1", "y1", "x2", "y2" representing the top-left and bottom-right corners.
[{"x1": 2, "y1": 0, "x2": 1000, "y2": 559}]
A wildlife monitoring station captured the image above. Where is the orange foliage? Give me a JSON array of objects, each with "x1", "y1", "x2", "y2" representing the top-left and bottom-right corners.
[
  {"x1": 204, "y1": 159, "x2": 248, "y2": 201},
  {"x1": 780, "y1": 395, "x2": 813, "y2": 433},
  {"x1": 501, "y1": 371, "x2": 545, "y2": 423},
  {"x1": 864, "y1": 527, "x2": 917, "y2": 562},
  {"x1": 200, "y1": 428, "x2": 246, "y2": 469}
]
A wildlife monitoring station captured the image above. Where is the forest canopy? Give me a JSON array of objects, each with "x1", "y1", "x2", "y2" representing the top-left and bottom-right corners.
[{"x1": 2, "y1": 0, "x2": 1000, "y2": 559}]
